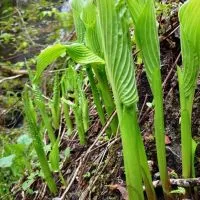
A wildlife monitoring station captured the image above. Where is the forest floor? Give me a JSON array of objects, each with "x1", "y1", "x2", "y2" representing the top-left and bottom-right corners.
[{"x1": 1, "y1": 1, "x2": 200, "y2": 200}]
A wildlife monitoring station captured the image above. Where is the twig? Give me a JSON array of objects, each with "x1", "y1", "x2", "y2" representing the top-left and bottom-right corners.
[
  {"x1": 160, "y1": 24, "x2": 180, "y2": 42},
  {"x1": 0, "y1": 74, "x2": 23, "y2": 84},
  {"x1": 151, "y1": 177, "x2": 200, "y2": 189},
  {"x1": 139, "y1": 94, "x2": 148, "y2": 120},
  {"x1": 162, "y1": 52, "x2": 181, "y2": 89}
]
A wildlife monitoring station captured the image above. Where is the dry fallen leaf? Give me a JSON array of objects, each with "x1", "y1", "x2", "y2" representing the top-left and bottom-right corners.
[
  {"x1": 107, "y1": 184, "x2": 128, "y2": 200},
  {"x1": 165, "y1": 135, "x2": 171, "y2": 145}
]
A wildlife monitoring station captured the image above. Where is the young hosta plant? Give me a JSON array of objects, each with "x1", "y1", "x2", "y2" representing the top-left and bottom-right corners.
[
  {"x1": 50, "y1": 73, "x2": 61, "y2": 130},
  {"x1": 34, "y1": 43, "x2": 104, "y2": 144},
  {"x1": 61, "y1": 68, "x2": 74, "y2": 135},
  {"x1": 96, "y1": 1, "x2": 156, "y2": 199},
  {"x1": 32, "y1": 85, "x2": 56, "y2": 144},
  {"x1": 178, "y1": 0, "x2": 200, "y2": 179},
  {"x1": 65, "y1": 67, "x2": 89, "y2": 144},
  {"x1": 61, "y1": 65, "x2": 88, "y2": 144},
  {"x1": 126, "y1": 0, "x2": 170, "y2": 197}
]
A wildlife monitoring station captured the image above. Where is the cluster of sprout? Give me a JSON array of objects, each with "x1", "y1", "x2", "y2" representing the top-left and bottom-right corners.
[{"x1": 23, "y1": 0, "x2": 200, "y2": 199}]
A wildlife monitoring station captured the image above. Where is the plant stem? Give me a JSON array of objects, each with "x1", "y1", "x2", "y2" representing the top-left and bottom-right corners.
[
  {"x1": 73, "y1": 106, "x2": 86, "y2": 145},
  {"x1": 59, "y1": 170, "x2": 67, "y2": 187},
  {"x1": 112, "y1": 89, "x2": 144, "y2": 200},
  {"x1": 138, "y1": 133, "x2": 157, "y2": 200},
  {"x1": 93, "y1": 66, "x2": 118, "y2": 135},
  {"x1": 86, "y1": 66, "x2": 106, "y2": 125},
  {"x1": 23, "y1": 90, "x2": 57, "y2": 194},
  {"x1": 32, "y1": 86, "x2": 56, "y2": 144},
  {"x1": 153, "y1": 67, "x2": 171, "y2": 197},
  {"x1": 120, "y1": 105, "x2": 144, "y2": 200},
  {"x1": 62, "y1": 99, "x2": 73, "y2": 135},
  {"x1": 178, "y1": 68, "x2": 193, "y2": 178}
]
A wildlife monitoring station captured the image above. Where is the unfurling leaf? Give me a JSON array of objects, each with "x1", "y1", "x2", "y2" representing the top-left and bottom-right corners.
[
  {"x1": 35, "y1": 44, "x2": 66, "y2": 82},
  {"x1": 66, "y1": 43, "x2": 105, "y2": 65}
]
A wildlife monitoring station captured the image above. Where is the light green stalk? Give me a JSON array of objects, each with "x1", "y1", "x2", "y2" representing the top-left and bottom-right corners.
[
  {"x1": 73, "y1": 100, "x2": 86, "y2": 145},
  {"x1": 51, "y1": 73, "x2": 61, "y2": 130},
  {"x1": 178, "y1": 0, "x2": 200, "y2": 178},
  {"x1": 61, "y1": 67, "x2": 75, "y2": 135},
  {"x1": 23, "y1": 88, "x2": 57, "y2": 194},
  {"x1": 78, "y1": 72, "x2": 89, "y2": 132},
  {"x1": 177, "y1": 68, "x2": 194, "y2": 178},
  {"x1": 62, "y1": 98, "x2": 73, "y2": 135},
  {"x1": 32, "y1": 85, "x2": 56, "y2": 144},
  {"x1": 86, "y1": 66, "x2": 106, "y2": 126},
  {"x1": 126, "y1": 0, "x2": 170, "y2": 197}
]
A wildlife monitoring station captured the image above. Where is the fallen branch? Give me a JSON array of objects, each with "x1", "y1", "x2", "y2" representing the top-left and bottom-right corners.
[{"x1": 152, "y1": 177, "x2": 200, "y2": 188}]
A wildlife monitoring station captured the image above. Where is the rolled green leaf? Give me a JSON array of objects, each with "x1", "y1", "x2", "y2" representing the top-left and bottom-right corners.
[
  {"x1": 178, "y1": 0, "x2": 200, "y2": 179},
  {"x1": 71, "y1": 0, "x2": 85, "y2": 42}
]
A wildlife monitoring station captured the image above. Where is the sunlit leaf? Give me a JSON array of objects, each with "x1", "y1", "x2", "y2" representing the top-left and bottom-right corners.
[
  {"x1": 66, "y1": 43, "x2": 105, "y2": 65},
  {"x1": 34, "y1": 44, "x2": 66, "y2": 82}
]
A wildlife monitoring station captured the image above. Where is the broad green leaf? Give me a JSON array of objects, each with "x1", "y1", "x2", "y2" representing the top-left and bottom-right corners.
[
  {"x1": 179, "y1": 0, "x2": 200, "y2": 59},
  {"x1": 0, "y1": 154, "x2": 15, "y2": 168},
  {"x1": 34, "y1": 44, "x2": 66, "y2": 82},
  {"x1": 81, "y1": 0, "x2": 96, "y2": 28},
  {"x1": 96, "y1": 0, "x2": 138, "y2": 106},
  {"x1": 126, "y1": 0, "x2": 168, "y2": 197},
  {"x1": 81, "y1": 1, "x2": 102, "y2": 56},
  {"x1": 34, "y1": 43, "x2": 104, "y2": 81},
  {"x1": 66, "y1": 43, "x2": 105, "y2": 65}
]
